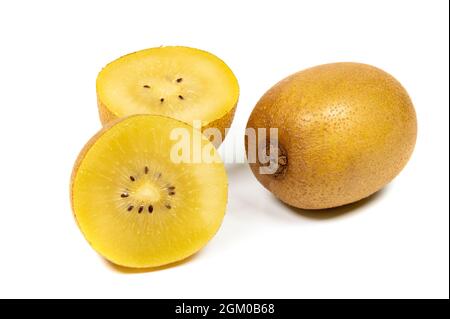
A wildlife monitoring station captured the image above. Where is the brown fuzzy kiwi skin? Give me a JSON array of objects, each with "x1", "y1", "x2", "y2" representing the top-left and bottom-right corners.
[
  {"x1": 246, "y1": 62, "x2": 417, "y2": 210},
  {"x1": 202, "y1": 102, "x2": 237, "y2": 141},
  {"x1": 97, "y1": 97, "x2": 238, "y2": 143},
  {"x1": 97, "y1": 97, "x2": 117, "y2": 124}
]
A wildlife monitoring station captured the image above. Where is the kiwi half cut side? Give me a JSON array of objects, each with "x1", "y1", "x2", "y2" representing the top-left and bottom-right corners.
[
  {"x1": 96, "y1": 46, "x2": 239, "y2": 143},
  {"x1": 70, "y1": 115, "x2": 228, "y2": 268}
]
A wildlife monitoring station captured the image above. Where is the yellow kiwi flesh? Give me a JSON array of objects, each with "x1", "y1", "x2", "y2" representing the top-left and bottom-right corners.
[
  {"x1": 96, "y1": 46, "x2": 239, "y2": 141},
  {"x1": 71, "y1": 115, "x2": 228, "y2": 268},
  {"x1": 246, "y1": 63, "x2": 417, "y2": 210}
]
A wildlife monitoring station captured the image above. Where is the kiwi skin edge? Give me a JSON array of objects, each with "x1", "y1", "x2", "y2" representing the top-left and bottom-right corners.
[
  {"x1": 97, "y1": 98, "x2": 238, "y2": 144},
  {"x1": 70, "y1": 115, "x2": 129, "y2": 252},
  {"x1": 70, "y1": 116, "x2": 122, "y2": 223}
]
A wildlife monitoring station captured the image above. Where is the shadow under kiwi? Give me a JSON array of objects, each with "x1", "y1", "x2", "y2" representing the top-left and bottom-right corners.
[
  {"x1": 281, "y1": 187, "x2": 389, "y2": 220},
  {"x1": 225, "y1": 162, "x2": 389, "y2": 221},
  {"x1": 102, "y1": 252, "x2": 199, "y2": 274},
  {"x1": 225, "y1": 162, "x2": 248, "y2": 176}
]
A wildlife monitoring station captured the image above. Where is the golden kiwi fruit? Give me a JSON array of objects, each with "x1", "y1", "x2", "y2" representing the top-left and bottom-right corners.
[
  {"x1": 71, "y1": 114, "x2": 228, "y2": 268},
  {"x1": 246, "y1": 62, "x2": 417, "y2": 210},
  {"x1": 96, "y1": 46, "x2": 239, "y2": 144}
]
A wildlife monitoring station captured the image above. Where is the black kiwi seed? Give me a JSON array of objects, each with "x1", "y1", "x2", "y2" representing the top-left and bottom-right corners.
[
  {"x1": 130, "y1": 176, "x2": 135, "y2": 182},
  {"x1": 144, "y1": 166, "x2": 149, "y2": 174},
  {"x1": 168, "y1": 186, "x2": 175, "y2": 190},
  {"x1": 178, "y1": 95, "x2": 184, "y2": 100},
  {"x1": 127, "y1": 205, "x2": 134, "y2": 212},
  {"x1": 176, "y1": 78, "x2": 183, "y2": 83},
  {"x1": 143, "y1": 85, "x2": 150, "y2": 89},
  {"x1": 169, "y1": 191, "x2": 175, "y2": 196},
  {"x1": 120, "y1": 193, "x2": 129, "y2": 198},
  {"x1": 148, "y1": 205, "x2": 153, "y2": 213},
  {"x1": 160, "y1": 98, "x2": 165, "y2": 103},
  {"x1": 138, "y1": 206, "x2": 144, "y2": 213},
  {"x1": 165, "y1": 204, "x2": 172, "y2": 209}
]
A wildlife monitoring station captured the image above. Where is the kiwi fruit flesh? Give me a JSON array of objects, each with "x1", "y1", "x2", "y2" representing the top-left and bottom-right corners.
[
  {"x1": 246, "y1": 62, "x2": 417, "y2": 210},
  {"x1": 96, "y1": 46, "x2": 239, "y2": 143},
  {"x1": 71, "y1": 115, "x2": 228, "y2": 268}
]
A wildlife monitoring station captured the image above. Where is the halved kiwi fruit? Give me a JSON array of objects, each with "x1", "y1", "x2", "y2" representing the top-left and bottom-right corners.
[
  {"x1": 70, "y1": 115, "x2": 228, "y2": 268},
  {"x1": 96, "y1": 46, "x2": 239, "y2": 143}
]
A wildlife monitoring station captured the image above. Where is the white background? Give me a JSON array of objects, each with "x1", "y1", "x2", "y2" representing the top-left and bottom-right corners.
[{"x1": 0, "y1": 0, "x2": 448, "y2": 299}]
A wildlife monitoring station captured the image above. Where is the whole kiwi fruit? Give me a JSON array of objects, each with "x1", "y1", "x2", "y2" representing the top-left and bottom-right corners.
[{"x1": 246, "y1": 62, "x2": 417, "y2": 210}]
